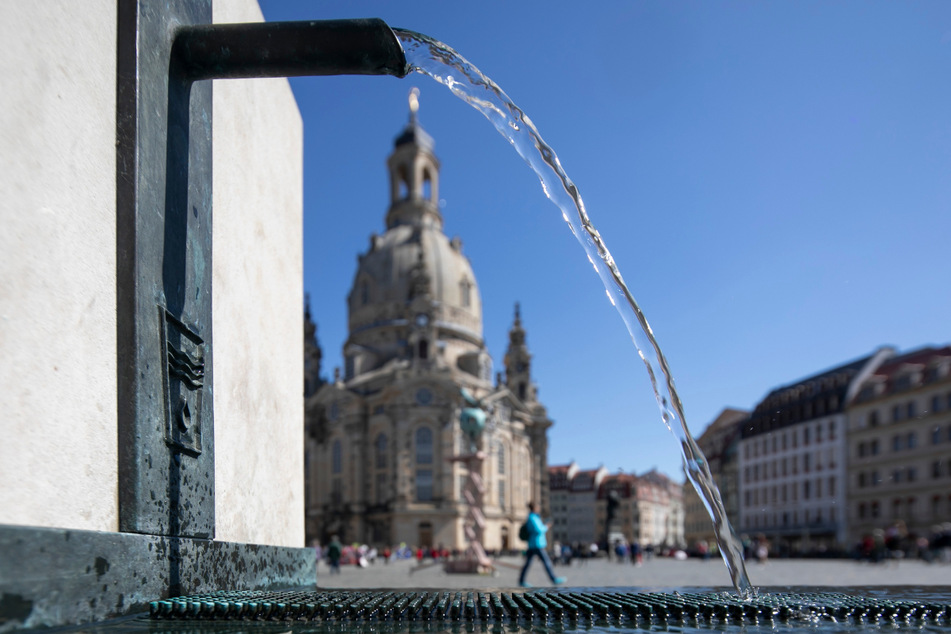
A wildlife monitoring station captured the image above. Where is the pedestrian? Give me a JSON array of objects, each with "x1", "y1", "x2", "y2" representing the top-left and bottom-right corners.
[
  {"x1": 313, "y1": 541, "x2": 323, "y2": 571},
  {"x1": 327, "y1": 535, "x2": 342, "y2": 575},
  {"x1": 561, "y1": 542, "x2": 573, "y2": 566},
  {"x1": 519, "y1": 502, "x2": 566, "y2": 588},
  {"x1": 755, "y1": 535, "x2": 769, "y2": 564},
  {"x1": 632, "y1": 540, "x2": 642, "y2": 566}
]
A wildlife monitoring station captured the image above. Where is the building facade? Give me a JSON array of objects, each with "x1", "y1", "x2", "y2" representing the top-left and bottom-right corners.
[
  {"x1": 847, "y1": 346, "x2": 951, "y2": 548},
  {"x1": 637, "y1": 470, "x2": 686, "y2": 550},
  {"x1": 549, "y1": 464, "x2": 685, "y2": 552},
  {"x1": 596, "y1": 472, "x2": 640, "y2": 550},
  {"x1": 563, "y1": 466, "x2": 609, "y2": 547},
  {"x1": 738, "y1": 347, "x2": 894, "y2": 554},
  {"x1": 548, "y1": 462, "x2": 579, "y2": 546},
  {"x1": 682, "y1": 408, "x2": 747, "y2": 553},
  {"x1": 304, "y1": 106, "x2": 553, "y2": 552}
]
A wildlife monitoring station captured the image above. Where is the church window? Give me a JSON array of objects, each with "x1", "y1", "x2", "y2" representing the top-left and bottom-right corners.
[
  {"x1": 332, "y1": 440, "x2": 342, "y2": 474},
  {"x1": 518, "y1": 382, "x2": 526, "y2": 401},
  {"x1": 397, "y1": 165, "x2": 410, "y2": 200},
  {"x1": 497, "y1": 441, "x2": 506, "y2": 475},
  {"x1": 460, "y1": 278, "x2": 471, "y2": 308},
  {"x1": 331, "y1": 478, "x2": 342, "y2": 504},
  {"x1": 376, "y1": 473, "x2": 388, "y2": 504},
  {"x1": 375, "y1": 433, "x2": 388, "y2": 469},
  {"x1": 498, "y1": 480, "x2": 506, "y2": 509},
  {"x1": 416, "y1": 427, "x2": 433, "y2": 464},
  {"x1": 418, "y1": 339, "x2": 429, "y2": 360},
  {"x1": 422, "y1": 169, "x2": 433, "y2": 201},
  {"x1": 416, "y1": 469, "x2": 433, "y2": 502}
]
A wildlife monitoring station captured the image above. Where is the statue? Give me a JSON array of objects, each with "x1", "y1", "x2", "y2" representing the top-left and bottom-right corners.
[
  {"x1": 459, "y1": 387, "x2": 487, "y2": 452},
  {"x1": 443, "y1": 387, "x2": 495, "y2": 575}
]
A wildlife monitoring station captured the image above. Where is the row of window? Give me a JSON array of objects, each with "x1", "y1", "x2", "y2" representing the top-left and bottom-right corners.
[
  {"x1": 369, "y1": 469, "x2": 514, "y2": 505},
  {"x1": 866, "y1": 393, "x2": 951, "y2": 426},
  {"x1": 855, "y1": 425, "x2": 951, "y2": 459},
  {"x1": 743, "y1": 421, "x2": 838, "y2": 459},
  {"x1": 334, "y1": 469, "x2": 434, "y2": 505},
  {"x1": 743, "y1": 477, "x2": 838, "y2": 507},
  {"x1": 357, "y1": 277, "x2": 473, "y2": 307},
  {"x1": 855, "y1": 459, "x2": 951, "y2": 488},
  {"x1": 334, "y1": 429, "x2": 432, "y2": 475},
  {"x1": 331, "y1": 428, "x2": 516, "y2": 505},
  {"x1": 334, "y1": 428, "x2": 514, "y2": 476},
  {"x1": 743, "y1": 450, "x2": 838, "y2": 483},
  {"x1": 743, "y1": 506, "x2": 837, "y2": 530},
  {"x1": 856, "y1": 495, "x2": 951, "y2": 521},
  {"x1": 856, "y1": 468, "x2": 914, "y2": 488}
]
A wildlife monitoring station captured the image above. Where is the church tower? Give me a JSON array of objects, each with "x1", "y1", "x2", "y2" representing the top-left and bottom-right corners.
[
  {"x1": 504, "y1": 303, "x2": 536, "y2": 403},
  {"x1": 305, "y1": 91, "x2": 553, "y2": 552},
  {"x1": 385, "y1": 88, "x2": 441, "y2": 231},
  {"x1": 343, "y1": 88, "x2": 485, "y2": 382},
  {"x1": 303, "y1": 294, "x2": 324, "y2": 398}
]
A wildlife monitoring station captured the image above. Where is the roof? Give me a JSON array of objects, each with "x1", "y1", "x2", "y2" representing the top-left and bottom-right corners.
[
  {"x1": 854, "y1": 345, "x2": 951, "y2": 403},
  {"x1": 742, "y1": 347, "x2": 894, "y2": 438}
]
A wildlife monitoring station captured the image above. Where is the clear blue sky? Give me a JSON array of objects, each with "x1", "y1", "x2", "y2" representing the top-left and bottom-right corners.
[{"x1": 259, "y1": 1, "x2": 951, "y2": 482}]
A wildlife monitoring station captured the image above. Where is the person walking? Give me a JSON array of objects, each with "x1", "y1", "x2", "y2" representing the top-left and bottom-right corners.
[
  {"x1": 327, "y1": 535, "x2": 342, "y2": 575},
  {"x1": 519, "y1": 502, "x2": 566, "y2": 588}
]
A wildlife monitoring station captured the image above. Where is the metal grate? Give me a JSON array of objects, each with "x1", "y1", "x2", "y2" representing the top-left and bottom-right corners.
[{"x1": 150, "y1": 589, "x2": 951, "y2": 627}]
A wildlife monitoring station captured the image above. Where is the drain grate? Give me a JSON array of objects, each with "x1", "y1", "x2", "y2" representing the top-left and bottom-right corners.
[{"x1": 149, "y1": 589, "x2": 951, "y2": 627}]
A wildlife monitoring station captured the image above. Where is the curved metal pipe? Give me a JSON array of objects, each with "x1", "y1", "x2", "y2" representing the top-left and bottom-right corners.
[{"x1": 172, "y1": 18, "x2": 410, "y2": 82}]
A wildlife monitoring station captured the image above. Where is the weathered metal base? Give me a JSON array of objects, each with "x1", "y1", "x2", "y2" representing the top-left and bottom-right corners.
[
  {"x1": 148, "y1": 588, "x2": 951, "y2": 628},
  {"x1": 0, "y1": 525, "x2": 315, "y2": 630}
]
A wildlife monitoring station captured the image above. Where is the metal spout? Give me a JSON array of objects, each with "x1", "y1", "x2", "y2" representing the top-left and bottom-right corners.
[{"x1": 172, "y1": 18, "x2": 410, "y2": 82}]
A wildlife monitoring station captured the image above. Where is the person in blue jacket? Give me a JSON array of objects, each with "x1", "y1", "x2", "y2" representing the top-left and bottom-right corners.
[{"x1": 519, "y1": 501, "x2": 566, "y2": 587}]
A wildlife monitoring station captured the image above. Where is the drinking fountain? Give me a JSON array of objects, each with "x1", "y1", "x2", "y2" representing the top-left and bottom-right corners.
[{"x1": 4, "y1": 0, "x2": 947, "y2": 631}]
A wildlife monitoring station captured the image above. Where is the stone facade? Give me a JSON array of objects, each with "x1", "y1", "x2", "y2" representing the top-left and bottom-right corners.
[
  {"x1": 846, "y1": 346, "x2": 951, "y2": 548},
  {"x1": 564, "y1": 466, "x2": 609, "y2": 547},
  {"x1": 682, "y1": 408, "x2": 747, "y2": 552},
  {"x1": 548, "y1": 463, "x2": 685, "y2": 551},
  {"x1": 738, "y1": 347, "x2": 894, "y2": 554},
  {"x1": 634, "y1": 470, "x2": 686, "y2": 550},
  {"x1": 548, "y1": 462, "x2": 578, "y2": 545},
  {"x1": 304, "y1": 107, "x2": 552, "y2": 552}
]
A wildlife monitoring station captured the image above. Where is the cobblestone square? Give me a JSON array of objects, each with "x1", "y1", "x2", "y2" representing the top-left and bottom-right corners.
[{"x1": 316, "y1": 555, "x2": 951, "y2": 590}]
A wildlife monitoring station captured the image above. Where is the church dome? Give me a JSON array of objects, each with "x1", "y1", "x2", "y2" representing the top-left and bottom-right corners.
[
  {"x1": 344, "y1": 96, "x2": 484, "y2": 379},
  {"x1": 348, "y1": 224, "x2": 482, "y2": 338}
]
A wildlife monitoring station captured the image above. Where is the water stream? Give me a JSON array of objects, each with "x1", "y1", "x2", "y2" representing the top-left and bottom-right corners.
[{"x1": 396, "y1": 29, "x2": 753, "y2": 597}]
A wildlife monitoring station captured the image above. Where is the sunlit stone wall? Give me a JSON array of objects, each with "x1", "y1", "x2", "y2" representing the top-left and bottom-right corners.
[
  {"x1": 0, "y1": 0, "x2": 119, "y2": 532},
  {"x1": 0, "y1": 0, "x2": 304, "y2": 548},
  {"x1": 212, "y1": 0, "x2": 305, "y2": 548}
]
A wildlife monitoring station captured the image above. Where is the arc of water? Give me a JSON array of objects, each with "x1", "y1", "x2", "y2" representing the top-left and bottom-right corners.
[{"x1": 396, "y1": 29, "x2": 752, "y2": 597}]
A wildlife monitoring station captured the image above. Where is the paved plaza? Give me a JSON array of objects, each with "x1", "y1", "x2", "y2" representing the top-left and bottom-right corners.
[{"x1": 316, "y1": 555, "x2": 951, "y2": 591}]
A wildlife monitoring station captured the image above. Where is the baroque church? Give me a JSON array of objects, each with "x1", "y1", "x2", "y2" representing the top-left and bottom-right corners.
[{"x1": 303, "y1": 98, "x2": 553, "y2": 552}]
